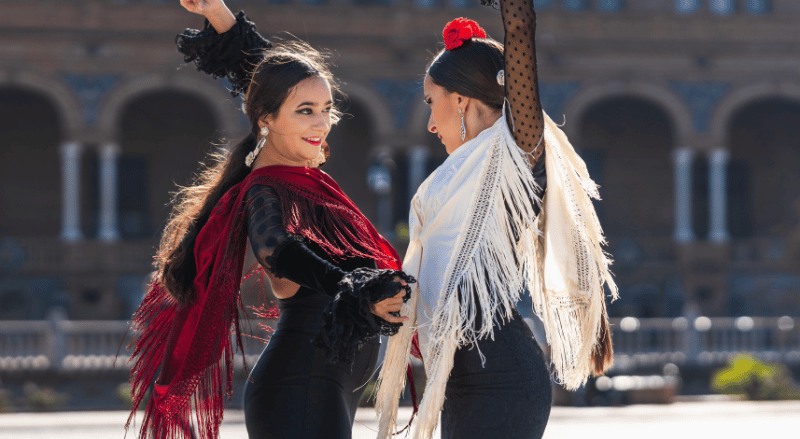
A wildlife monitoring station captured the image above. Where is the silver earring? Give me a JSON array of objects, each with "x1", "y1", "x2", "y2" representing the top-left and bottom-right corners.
[
  {"x1": 459, "y1": 108, "x2": 466, "y2": 141},
  {"x1": 245, "y1": 127, "x2": 269, "y2": 168}
]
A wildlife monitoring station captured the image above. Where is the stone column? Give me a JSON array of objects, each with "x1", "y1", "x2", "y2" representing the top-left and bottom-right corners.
[
  {"x1": 98, "y1": 142, "x2": 120, "y2": 241},
  {"x1": 367, "y1": 151, "x2": 393, "y2": 238},
  {"x1": 709, "y1": 148, "x2": 730, "y2": 243},
  {"x1": 673, "y1": 147, "x2": 695, "y2": 243},
  {"x1": 407, "y1": 145, "x2": 430, "y2": 203},
  {"x1": 60, "y1": 141, "x2": 83, "y2": 241}
]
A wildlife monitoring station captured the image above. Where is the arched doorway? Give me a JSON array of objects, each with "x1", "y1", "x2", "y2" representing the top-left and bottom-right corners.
[
  {"x1": 0, "y1": 87, "x2": 63, "y2": 236},
  {"x1": 727, "y1": 97, "x2": 800, "y2": 239},
  {"x1": 325, "y1": 96, "x2": 377, "y2": 221},
  {"x1": 578, "y1": 96, "x2": 676, "y2": 317},
  {"x1": 579, "y1": 96, "x2": 675, "y2": 239},
  {"x1": 117, "y1": 89, "x2": 219, "y2": 241}
]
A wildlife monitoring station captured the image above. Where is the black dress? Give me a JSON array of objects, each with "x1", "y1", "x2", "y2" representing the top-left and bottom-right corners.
[
  {"x1": 441, "y1": 0, "x2": 553, "y2": 437},
  {"x1": 243, "y1": 185, "x2": 382, "y2": 438}
]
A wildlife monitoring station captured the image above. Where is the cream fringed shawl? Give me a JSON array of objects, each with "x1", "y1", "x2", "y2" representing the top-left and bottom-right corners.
[{"x1": 374, "y1": 112, "x2": 619, "y2": 439}]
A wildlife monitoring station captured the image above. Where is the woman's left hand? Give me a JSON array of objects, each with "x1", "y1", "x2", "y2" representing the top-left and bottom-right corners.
[{"x1": 369, "y1": 276, "x2": 410, "y2": 324}]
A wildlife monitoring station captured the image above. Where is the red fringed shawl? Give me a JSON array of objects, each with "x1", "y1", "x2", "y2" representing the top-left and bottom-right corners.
[{"x1": 126, "y1": 166, "x2": 405, "y2": 438}]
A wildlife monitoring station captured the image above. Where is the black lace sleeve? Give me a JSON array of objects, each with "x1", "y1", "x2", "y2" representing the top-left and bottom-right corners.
[
  {"x1": 176, "y1": 11, "x2": 272, "y2": 97},
  {"x1": 246, "y1": 185, "x2": 345, "y2": 293},
  {"x1": 244, "y1": 184, "x2": 415, "y2": 364},
  {"x1": 501, "y1": 0, "x2": 544, "y2": 165}
]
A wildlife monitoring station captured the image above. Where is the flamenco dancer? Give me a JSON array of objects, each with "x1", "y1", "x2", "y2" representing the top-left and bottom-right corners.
[
  {"x1": 125, "y1": 1, "x2": 414, "y2": 438},
  {"x1": 374, "y1": 1, "x2": 619, "y2": 438}
]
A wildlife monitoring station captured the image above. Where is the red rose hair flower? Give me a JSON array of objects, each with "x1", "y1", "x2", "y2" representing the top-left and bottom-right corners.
[{"x1": 443, "y1": 17, "x2": 488, "y2": 51}]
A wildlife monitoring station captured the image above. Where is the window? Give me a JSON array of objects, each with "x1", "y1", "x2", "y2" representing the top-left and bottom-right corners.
[
  {"x1": 597, "y1": 0, "x2": 624, "y2": 12},
  {"x1": 675, "y1": 0, "x2": 700, "y2": 14},
  {"x1": 709, "y1": 0, "x2": 735, "y2": 15},
  {"x1": 745, "y1": 0, "x2": 771, "y2": 14},
  {"x1": 563, "y1": 0, "x2": 589, "y2": 11}
]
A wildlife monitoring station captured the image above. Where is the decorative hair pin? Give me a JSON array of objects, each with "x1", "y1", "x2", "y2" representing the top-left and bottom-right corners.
[{"x1": 496, "y1": 70, "x2": 505, "y2": 86}]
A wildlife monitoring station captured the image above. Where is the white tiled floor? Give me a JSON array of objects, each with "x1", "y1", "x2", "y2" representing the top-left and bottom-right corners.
[{"x1": 0, "y1": 401, "x2": 798, "y2": 438}]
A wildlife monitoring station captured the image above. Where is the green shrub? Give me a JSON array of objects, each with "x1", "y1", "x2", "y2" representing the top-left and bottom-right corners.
[
  {"x1": 712, "y1": 354, "x2": 800, "y2": 400},
  {"x1": 23, "y1": 383, "x2": 67, "y2": 411},
  {"x1": 0, "y1": 388, "x2": 13, "y2": 413},
  {"x1": 116, "y1": 382, "x2": 133, "y2": 409}
]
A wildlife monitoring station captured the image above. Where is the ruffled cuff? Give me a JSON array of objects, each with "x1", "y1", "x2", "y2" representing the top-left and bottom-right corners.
[
  {"x1": 317, "y1": 268, "x2": 416, "y2": 365},
  {"x1": 175, "y1": 10, "x2": 272, "y2": 97}
]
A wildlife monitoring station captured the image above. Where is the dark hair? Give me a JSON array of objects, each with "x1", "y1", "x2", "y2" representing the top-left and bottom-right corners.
[
  {"x1": 427, "y1": 38, "x2": 505, "y2": 110},
  {"x1": 157, "y1": 42, "x2": 338, "y2": 305}
]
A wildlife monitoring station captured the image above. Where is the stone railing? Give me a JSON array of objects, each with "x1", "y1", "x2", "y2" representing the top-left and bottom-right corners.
[
  {"x1": 610, "y1": 316, "x2": 800, "y2": 371},
  {"x1": 0, "y1": 313, "x2": 272, "y2": 373},
  {"x1": 1, "y1": 315, "x2": 798, "y2": 372}
]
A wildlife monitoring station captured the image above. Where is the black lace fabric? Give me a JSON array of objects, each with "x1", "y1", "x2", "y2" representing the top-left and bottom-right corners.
[
  {"x1": 175, "y1": 11, "x2": 271, "y2": 97},
  {"x1": 501, "y1": 0, "x2": 545, "y2": 164},
  {"x1": 317, "y1": 268, "x2": 415, "y2": 365},
  {"x1": 244, "y1": 184, "x2": 413, "y2": 364},
  {"x1": 245, "y1": 185, "x2": 345, "y2": 294}
]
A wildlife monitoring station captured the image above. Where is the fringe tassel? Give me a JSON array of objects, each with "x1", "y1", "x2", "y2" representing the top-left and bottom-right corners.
[
  {"x1": 375, "y1": 278, "x2": 419, "y2": 438},
  {"x1": 126, "y1": 283, "x2": 176, "y2": 436},
  {"x1": 268, "y1": 182, "x2": 398, "y2": 270},
  {"x1": 126, "y1": 280, "x2": 241, "y2": 439},
  {"x1": 531, "y1": 112, "x2": 618, "y2": 391}
]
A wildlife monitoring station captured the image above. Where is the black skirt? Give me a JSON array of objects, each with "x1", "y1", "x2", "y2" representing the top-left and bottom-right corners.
[
  {"x1": 243, "y1": 288, "x2": 379, "y2": 439},
  {"x1": 441, "y1": 311, "x2": 552, "y2": 439}
]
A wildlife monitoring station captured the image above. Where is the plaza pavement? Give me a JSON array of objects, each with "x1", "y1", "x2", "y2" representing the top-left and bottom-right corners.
[{"x1": 0, "y1": 400, "x2": 798, "y2": 438}]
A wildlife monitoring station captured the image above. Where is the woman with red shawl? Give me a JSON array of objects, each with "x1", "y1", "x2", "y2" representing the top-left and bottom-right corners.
[{"x1": 125, "y1": 2, "x2": 413, "y2": 438}]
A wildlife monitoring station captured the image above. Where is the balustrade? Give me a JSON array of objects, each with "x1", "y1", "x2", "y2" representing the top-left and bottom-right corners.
[{"x1": 1, "y1": 316, "x2": 797, "y2": 372}]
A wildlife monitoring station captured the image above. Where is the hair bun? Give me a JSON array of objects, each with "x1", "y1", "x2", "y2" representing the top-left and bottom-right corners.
[{"x1": 443, "y1": 17, "x2": 487, "y2": 51}]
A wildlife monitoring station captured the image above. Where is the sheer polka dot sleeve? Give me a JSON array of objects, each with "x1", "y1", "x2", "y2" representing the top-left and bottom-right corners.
[{"x1": 501, "y1": 0, "x2": 544, "y2": 164}]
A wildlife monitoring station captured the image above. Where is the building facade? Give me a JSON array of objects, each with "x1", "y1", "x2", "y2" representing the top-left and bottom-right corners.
[{"x1": 1, "y1": 0, "x2": 799, "y2": 320}]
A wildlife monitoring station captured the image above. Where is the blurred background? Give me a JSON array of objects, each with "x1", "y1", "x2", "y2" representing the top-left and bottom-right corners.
[{"x1": 1, "y1": 0, "x2": 799, "y2": 415}]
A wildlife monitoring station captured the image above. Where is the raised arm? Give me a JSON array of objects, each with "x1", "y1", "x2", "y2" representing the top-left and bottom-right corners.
[
  {"x1": 176, "y1": 0, "x2": 272, "y2": 96},
  {"x1": 500, "y1": 0, "x2": 544, "y2": 166}
]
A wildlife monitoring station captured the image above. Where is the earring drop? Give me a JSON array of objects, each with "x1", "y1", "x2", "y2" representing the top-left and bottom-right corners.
[
  {"x1": 458, "y1": 108, "x2": 466, "y2": 141},
  {"x1": 246, "y1": 126, "x2": 269, "y2": 168}
]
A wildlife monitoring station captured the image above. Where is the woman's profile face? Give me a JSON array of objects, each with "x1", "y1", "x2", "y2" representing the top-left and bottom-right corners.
[
  {"x1": 424, "y1": 75, "x2": 462, "y2": 154},
  {"x1": 261, "y1": 76, "x2": 333, "y2": 167}
]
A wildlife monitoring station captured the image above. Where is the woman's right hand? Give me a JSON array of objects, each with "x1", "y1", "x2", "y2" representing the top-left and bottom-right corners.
[
  {"x1": 180, "y1": 0, "x2": 224, "y2": 16},
  {"x1": 369, "y1": 276, "x2": 411, "y2": 325},
  {"x1": 179, "y1": 0, "x2": 237, "y2": 34}
]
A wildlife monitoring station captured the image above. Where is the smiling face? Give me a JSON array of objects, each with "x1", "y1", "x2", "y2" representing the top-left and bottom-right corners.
[
  {"x1": 424, "y1": 75, "x2": 464, "y2": 154},
  {"x1": 257, "y1": 76, "x2": 333, "y2": 167}
]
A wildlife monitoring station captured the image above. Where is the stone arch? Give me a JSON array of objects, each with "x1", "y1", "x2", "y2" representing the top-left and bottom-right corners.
[
  {"x1": 575, "y1": 94, "x2": 676, "y2": 239},
  {"x1": 725, "y1": 95, "x2": 800, "y2": 239},
  {"x1": 98, "y1": 72, "x2": 243, "y2": 139},
  {"x1": 0, "y1": 83, "x2": 65, "y2": 236},
  {"x1": 709, "y1": 82, "x2": 800, "y2": 145},
  {"x1": 0, "y1": 71, "x2": 83, "y2": 139},
  {"x1": 337, "y1": 79, "x2": 394, "y2": 138},
  {"x1": 564, "y1": 82, "x2": 693, "y2": 147},
  {"x1": 325, "y1": 93, "x2": 379, "y2": 222},
  {"x1": 113, "y1": 81, "x2": 223, "y2": 240}
]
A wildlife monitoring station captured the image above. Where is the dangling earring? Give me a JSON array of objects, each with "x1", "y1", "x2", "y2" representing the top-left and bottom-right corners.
[
  {"x1": 458, "y1": 107, "x2": 466, "y2": 141},
  {"x1": 245, "y1": 126, "x2": 269, "y2": 168}
]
